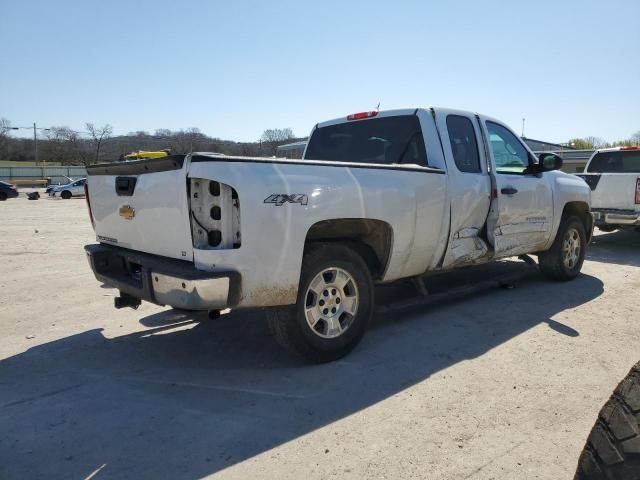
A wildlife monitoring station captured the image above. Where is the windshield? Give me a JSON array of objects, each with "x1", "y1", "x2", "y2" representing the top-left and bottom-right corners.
[
  {"x1": 304, "y1": 115, "x2": 427, "y2": 166},
  {"x1": 587, "y1": 150, "x2": 640, "y2": 173}
]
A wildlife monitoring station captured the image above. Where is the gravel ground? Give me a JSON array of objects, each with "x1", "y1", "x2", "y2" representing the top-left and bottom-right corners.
[{"x1": 0, "y1": 192, "x2": 639, "y2": 479}]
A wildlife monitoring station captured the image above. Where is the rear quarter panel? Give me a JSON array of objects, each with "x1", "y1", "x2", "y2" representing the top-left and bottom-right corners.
[{"x1": 188, "y1": 160, "x2": 447, "y2": 307}]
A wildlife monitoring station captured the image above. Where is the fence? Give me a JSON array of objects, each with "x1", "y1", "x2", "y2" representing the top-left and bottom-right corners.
[{"x1": 0, "y1": 166, "x2": 87, "y2": 186}]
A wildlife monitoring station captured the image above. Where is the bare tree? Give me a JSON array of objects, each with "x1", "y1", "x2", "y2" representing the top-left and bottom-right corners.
[
  {"x1": 154, "y1": 128, "x2": 173, "y2": 138},
  {"x1": 86, "y1": 123, "x2": 113, "y2": 164},
  {"x1": 260, "y1": 128, "x2": 295, "y2": 155},
  {"x1": 0, "y1": 117, "x2": 13, "y2": 158},
  {"x1": 42, "y1": 126, "x2": 92, "y2": 165},
  {"x1": 584, "y1": 136, "x2": 607, "y2": 149},
  {"x1": 42, "y1": 127, "x2": 91, "y2": 165},
  {"x1": 170, "y1": 127, "x2": 205, "y2": 154},
  {"x1": 631, "y1": 131, "x2": 640, "y2": 145}
]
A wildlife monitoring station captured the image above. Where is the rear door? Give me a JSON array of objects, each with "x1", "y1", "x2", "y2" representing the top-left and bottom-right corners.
[
  {"x1": 481, "y1": 120, "x2": 553, "y2": 256},
  {"x1": 87, "y1": 155, "x2": 194, "y2": 261},
  {"x1": 432, "y1": 110, "x2": 492, "y2": 267}
]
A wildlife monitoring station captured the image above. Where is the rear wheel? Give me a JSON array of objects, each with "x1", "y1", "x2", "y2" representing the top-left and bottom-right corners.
[
  {"x1": 267, "y1": 243, "x2": 374, "y2": 363},
  {"x1": 539, "y1": 215, "x2": 586, "y2": 281},
  {"x1": 0, "y1": 192, "x2": 7, "y2": 201},
  {"x1": 60, "y1": 190, "x2": 72, "y2": 199},
  {"x1": 575, "y1": 361, "x2": 640, "y2": 479}
]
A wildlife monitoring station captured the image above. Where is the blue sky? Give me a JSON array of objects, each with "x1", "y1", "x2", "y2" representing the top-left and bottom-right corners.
[{"x1": 1, "y1": 0, "x2": 638, "y2": 143}]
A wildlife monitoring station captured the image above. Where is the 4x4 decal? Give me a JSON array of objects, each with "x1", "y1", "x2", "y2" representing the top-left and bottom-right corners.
[{"x1": 264, "y1": 193, "x2": 308, "y2": 206}]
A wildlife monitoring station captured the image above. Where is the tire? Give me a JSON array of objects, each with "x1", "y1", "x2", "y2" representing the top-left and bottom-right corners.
[
  {"x1": 575, "y1": 361, "x2": 640, "y2": 480},
  {"x1": 538, "y1": 215, "x2": 586, "y2": 281},
  {"x1": 267, "y1": 243, "x2": 374, "y2": 363},
  {"x1": 60, "y1": 190, "x2": 72, "y2": 199},
  {"x1": 0, "y1": 192, "x2": 7, "y2": 201}
]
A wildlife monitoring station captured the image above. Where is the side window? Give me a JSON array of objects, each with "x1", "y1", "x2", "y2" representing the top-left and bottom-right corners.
[
  {"x1": 486, "y1": 122, "x2": 531, "y2": 174},
  {"x1": 446, "y1": 115, "x2": 481, "y2": 173}
]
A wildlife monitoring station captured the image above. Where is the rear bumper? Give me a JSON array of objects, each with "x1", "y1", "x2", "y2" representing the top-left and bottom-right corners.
[
  {"x1": 592, "y1": 209, "x2": 640, "y2": 226},
  {"x1": 84, "y1": 243, "x2": 241, "y2": 310}
]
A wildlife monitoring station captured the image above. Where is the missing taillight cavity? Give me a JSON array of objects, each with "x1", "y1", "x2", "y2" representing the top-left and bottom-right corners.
[
  {"x1": 635, "y1": 178, "x2": 640, "y2": 205},
  {"x1": 189, "y1": 178, "x2": 241, "y2": 250}
]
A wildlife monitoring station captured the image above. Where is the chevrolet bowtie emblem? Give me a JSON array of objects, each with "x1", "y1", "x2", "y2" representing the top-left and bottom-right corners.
[{"x1": 119, "y1": 205, "x2": 135, "y2": 220}]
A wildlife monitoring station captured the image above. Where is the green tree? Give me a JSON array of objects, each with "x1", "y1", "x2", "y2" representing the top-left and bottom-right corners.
[{"x1": 566, "y1": 136, "x2": 607, "y2": 149}]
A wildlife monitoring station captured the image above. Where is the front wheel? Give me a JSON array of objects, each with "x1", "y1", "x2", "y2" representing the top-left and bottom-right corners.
[
  {"x1": 538, "y1": 215, "x2": 587, "y2": 281},
  {"x1": 267, "y1": 243, "x2": 374, "y2": 363},
  {"x1": 0, "y1": 192, "x2": 7, "y2": 201}
]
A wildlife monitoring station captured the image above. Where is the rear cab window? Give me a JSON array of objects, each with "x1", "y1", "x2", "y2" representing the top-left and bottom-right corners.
[
  {"x1": 446, "y1": 115, "x2": 481, "y2": 173},
  {"x1": 304, "y1": 115, "x2": 428, "y2": 166},
  {"x1": 587, "y1": 150, "x2": 640, "y2": 173}
]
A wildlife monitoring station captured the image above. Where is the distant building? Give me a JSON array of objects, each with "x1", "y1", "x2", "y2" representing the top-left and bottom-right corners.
[
  {"x1": 522, "y1": 137, "x2": 569, "y2": 152},
  {"x1": 544, "y1": 149, "x2": 595, "y2": 173},
  {"x1": 277, "y1": 140, "x2": 307, "y2": 159}
]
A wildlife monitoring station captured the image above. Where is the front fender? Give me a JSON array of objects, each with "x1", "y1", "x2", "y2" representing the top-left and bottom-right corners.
[{"x1": 543, "y1": 172, "x2": 592, "y2": 251}]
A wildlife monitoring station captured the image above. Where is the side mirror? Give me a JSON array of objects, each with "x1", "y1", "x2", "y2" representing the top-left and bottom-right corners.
[{"x1": 538, "y1": 152, "x2": 563, "y2": 172}]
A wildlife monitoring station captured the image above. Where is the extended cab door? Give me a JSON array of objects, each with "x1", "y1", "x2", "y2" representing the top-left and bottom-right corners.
[
  {"x1": 480, "y1": 119, "x2": 553, "y2": 256},
  {"x1": 432, "y1": 109, "x2": 492, "y2": 268}
]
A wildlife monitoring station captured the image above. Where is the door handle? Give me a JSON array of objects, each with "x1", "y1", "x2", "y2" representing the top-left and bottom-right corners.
[{"x1": 500, "y1": 187, "x2": 518, "y2": 195}]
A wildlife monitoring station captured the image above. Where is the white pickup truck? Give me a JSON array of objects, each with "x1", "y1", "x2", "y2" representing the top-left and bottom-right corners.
[
  {"x1": 84, "y1": 108, "x2": 592, "y2": 361},
  {"x1": 577, "y1": 146, "x2": 640, "y2": 231}
]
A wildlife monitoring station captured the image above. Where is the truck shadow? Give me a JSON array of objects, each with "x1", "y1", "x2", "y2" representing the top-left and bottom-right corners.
[
  {"x1": 587, "y1": 229, "x2": 640, "y2": 267},
  {"x1": 0, "y1": 266, "x2": 602, "y2": 479}
]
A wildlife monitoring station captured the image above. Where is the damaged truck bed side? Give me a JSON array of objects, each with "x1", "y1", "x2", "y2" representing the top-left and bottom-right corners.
[{"x1": 84, "y1": 107, "x2": 593, "y2": 362}]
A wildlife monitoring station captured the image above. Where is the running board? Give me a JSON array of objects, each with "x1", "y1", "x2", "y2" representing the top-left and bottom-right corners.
[{"x1": 378, "y1": 259, "x2": 538, "y2": 316}]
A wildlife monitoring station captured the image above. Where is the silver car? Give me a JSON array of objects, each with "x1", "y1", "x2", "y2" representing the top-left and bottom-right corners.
[{"x1": 49, "y1": 178, "x2": 87, "y2": 199}]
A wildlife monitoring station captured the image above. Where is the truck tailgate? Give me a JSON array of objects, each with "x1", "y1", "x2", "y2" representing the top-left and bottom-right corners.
[
  {"x1": 86, "y1": 156, "x2": 194, "y2": 261},
  {"x1": 578, "y1": 173, "x2": 640, "y2": 211}
]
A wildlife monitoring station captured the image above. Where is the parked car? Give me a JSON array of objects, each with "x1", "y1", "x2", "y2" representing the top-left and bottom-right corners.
[
  {"x1": 45, "y1": 176, "x2": 76, "y2": 194},
  {"x1": 83, "y1": 107, "x2": 593, "y2": 361},
  {"x1": 577, "y1": 146, "x2": 640, "y2": 231},
  {"x1": 0, "y1": 181, "x2": 19, "y2": 201},
  {"x1": 49, "y1": 178, "x2": 87, "y2": 199}
]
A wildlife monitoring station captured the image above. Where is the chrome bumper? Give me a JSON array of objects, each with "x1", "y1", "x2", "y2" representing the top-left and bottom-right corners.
[
  {"x1": 593, "y1": 210, "x2": 640, "y2": 226},
  {"x1": 152, "y1": 271, "x2": 231, "y2": 309},
  {"x1": 84, "y1": 243, "x2": 240, "y2": 310}
]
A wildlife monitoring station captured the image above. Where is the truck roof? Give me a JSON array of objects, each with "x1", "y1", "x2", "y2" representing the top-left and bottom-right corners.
[
  {"x1": 593, "y1": 146, "x2": 640, "y2": 154},
  {"x1": 314, "y1": 107, "x2": 503, "y2": 130}
]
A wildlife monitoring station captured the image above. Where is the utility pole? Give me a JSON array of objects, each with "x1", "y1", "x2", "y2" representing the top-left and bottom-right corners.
[
  {"x1": 33, "y1": 122, "x2": 38, "y2": 165},
  {"x1": 521, "y1": 118, "x2": 526, "y2": 138}
]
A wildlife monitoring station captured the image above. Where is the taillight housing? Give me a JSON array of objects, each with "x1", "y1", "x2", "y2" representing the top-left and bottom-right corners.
[
  {"x1": 636, "y1": 178, "x2": 640, "y2": 205},
  {"x1": 84, "y1": 182, "x2": 95, "y2": 230},
  {"x1": 347, "y1": 111, "x2": 378, "y2": 121}
]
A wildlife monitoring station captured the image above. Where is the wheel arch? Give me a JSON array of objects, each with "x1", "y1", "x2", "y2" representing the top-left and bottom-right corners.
[
  {"x1": 303, "y1": 218, "x2": 393, "y2": 280},
  {"x1": 562, "y1": 201, "x2": 593, "y2": 243}
]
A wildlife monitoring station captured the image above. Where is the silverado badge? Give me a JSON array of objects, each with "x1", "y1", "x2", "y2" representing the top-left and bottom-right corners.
[{"x1": 119, "y1": 205, "x2": 135, "y2": 220}]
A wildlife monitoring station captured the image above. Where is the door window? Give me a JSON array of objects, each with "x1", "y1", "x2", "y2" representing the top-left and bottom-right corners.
[
  {"x1": 486, "y1": 122, "x2": 531, "y2": 174},
  {"x1": 446, "y1": 115, "x2": 481, "y2": 173}
]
